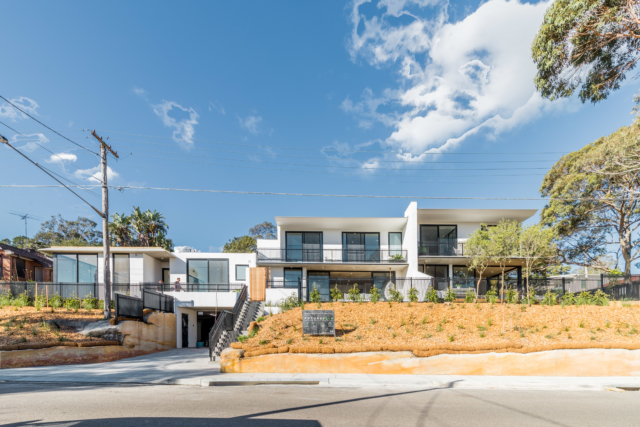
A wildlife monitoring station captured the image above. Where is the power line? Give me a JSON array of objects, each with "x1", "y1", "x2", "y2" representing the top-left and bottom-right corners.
[
  {"x1": 0, "y1": 95, "x2": 99, "y2": 156},
  {"x1": 0, "y1": 184, "x2": 630, "y2": 202},
  {"x1": 92, "y1": 129, "x2": 569, "y2": 156}
]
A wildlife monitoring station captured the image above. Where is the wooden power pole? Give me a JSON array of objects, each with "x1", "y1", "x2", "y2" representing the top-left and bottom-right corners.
[{"x1": 91, "y1": 130, "x2": 119, "y2": 320}]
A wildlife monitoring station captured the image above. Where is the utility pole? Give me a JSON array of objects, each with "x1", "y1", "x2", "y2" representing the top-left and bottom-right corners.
[{"x1": 91, "y1": 130, "x2": 119, "y2": 320}]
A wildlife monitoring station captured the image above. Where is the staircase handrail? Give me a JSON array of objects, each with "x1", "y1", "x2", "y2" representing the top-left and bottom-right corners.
[{"x1": 208, "y1": 285, "x2": 247, "y2": 360}]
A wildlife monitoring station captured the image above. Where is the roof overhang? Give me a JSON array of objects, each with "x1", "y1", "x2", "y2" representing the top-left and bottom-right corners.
[
  {"x1": 40, "y1": 246, "x2": 176, "y2": 261},
  {"x1": 274, "y1": 216, "x2": 407, "y2": 230},
  {"x1": 417, "y1": 209, "x2": 537, "y2": 223}
]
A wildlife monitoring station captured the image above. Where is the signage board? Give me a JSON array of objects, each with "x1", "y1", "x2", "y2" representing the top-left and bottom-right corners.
[{"x1": 302, "y1": 310, "x2": 335, "y2": 336}]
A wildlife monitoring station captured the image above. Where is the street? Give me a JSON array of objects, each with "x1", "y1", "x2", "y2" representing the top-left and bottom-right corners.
[{"x1": 0, "y1": 382, "x2": 637, "y2": 426}]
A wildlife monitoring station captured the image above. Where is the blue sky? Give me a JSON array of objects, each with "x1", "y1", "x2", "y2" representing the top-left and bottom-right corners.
[{"x1": 1, "y1": 0, "x2": 638, "y2": 254}]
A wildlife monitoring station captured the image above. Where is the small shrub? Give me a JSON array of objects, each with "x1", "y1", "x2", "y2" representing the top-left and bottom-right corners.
[
  {"x1": 605, "y1": 320, "x2": 611, "y2": 328},
  {"x1": 408, "y1": 287, "x2": 418, "y2": 303},
  {"x1": 477, "y1": 325, "x2": 486, "y2": 331},
  {"x1": 309, "y1": 285, "x2": 321, "y2": 304},
  {"x1": 448, "y1": 334, "x2": 455, "y2": 342},
  {"x1": 424, "y1": 288, "x2": 438, "y2": 303},
  {"x1": 319, "y1": 339, "x2": 324, "y2": 344},
  {"x1": 389, "y1": 284, "x2": 404, "y2": 303},
  {"x1": 248, "y1": 329, "x2": 258, "y2": 339},
  {"x1": 405, "y1": 328, "x2": 411, "y2": 334},
  {"x1": 0, "y1": 292, "x2": 13, "y2": 308},
  {"x1": 82, "y1": 293, "x2": 98, "y2": 311},
  {"x1": 505, "y1": 287, "x2": 518, "y2": 304},
  {"x1": 590, "y1": 336, "x2": 596, "y2": 341},
  {"x1": 421, "y1": 317, "x2": 427, "y2": 325},
  {"x1": 370, "y1": 286, "x2": 381, "y2": 303},
  {"x1": 392, "y1": 333, "x2": 397, "y2": 338},
  {"x1": 330, "y1": 284, "x2": 342, "y2": 302},
  {"x1": 259, "y1": 340, "x2": 268, "y2": 345},
  {"x1": 464, "y1": 288, "x2": 475, "y2": 303},
  {"x1": 238, "y1": 335, "x2": 247, "y2": 343},
  {"x1": 424, "y1": 334, "x2": 432, "y2": 338},
  {"x1": 487, "y1": 318, "x2": 493, "y2": 327},
  {"x1": 576, "y1": 291, "x2": 593, "y2": 306},
  {"x1": 579, "y1": 320, "x2": 585, "y2": 328},
  {"x1": 369, "y1": 317, "x2": 377, "y2": 325},
  {"x1": 561, "y1": 293, "x2": 576, "y2": 306},
  {"x1": 279, "y1": 293, "x2": 300, "y2": 313},
  {"x1": 287, "y1": 338, "x2": 293, "y2": 344},
  {"x1": 479, "y1": 332, "x2": 485, "y2": 338},
  {"x1": 348, "y1": 284, "x2": 362, "y2": 302},
  {"x1": 486, "y1": 286, "x2": 498, "y2": 305},
  {"x1": 444, "y1": 288, "x2": 456, "y2": 303},
  {"x1": 65, "y1": 292, "x2": 81, "y2": 310},
  {"x1": 542, "y1": 290, "x2": 557, "y2": 306},
  {"x1": 545, "y1": 334, "x2": 554, "y2": 339},
  {"x1": 436, "y1": 324, "x2": 442, "y2": 332},
  {"x1": 14, "y1": 292, "x2": 31, "y2": 308},
  {"x1": 592, "y1": 289, "x2": 610, "y2": 306},
  {"x1": 519, "y1": 331, "x2": 524, "y2": 338}
]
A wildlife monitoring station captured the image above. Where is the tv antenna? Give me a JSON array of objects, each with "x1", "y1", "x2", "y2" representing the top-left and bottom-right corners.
[{"x1": 8, "y1": 211, "x2": 42, "y2": 240}]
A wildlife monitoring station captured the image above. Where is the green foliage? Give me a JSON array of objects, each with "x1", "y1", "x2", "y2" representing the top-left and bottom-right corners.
[
  {"x1": 370, "y1": 286, "x2": 381, "y2": 303},
  {"x1": 540, "y1": 121, "x2": 640, "y2": 275},
  {"x1": 466, "y1": 225, "x2": 492, "y2": 298},
  {"x1": 65, "y1": 293, "x2": 81, "y2": 310},
  {"x1": 444, "y1": 288, "x2": 456, "y2": 303},
  {"x1": 542, "y1": 290, "x2": 558, "y2": 306},
  {"x1": 592, "y1": 289, "x2": 610, "y2": 306},
  {"x1": 330, "y1": 284, "x2": 342, "y2": 302},
  {"x1": 49, "y1": 294, "x2": 64, "y2": 310},
  {"x1": 14, "y1": 292, "x2": 31, "y2": 307},
  {"x1": 487, "y1": 220, "x2": 521, "y2": 297},
  {"x1": 486, "y1": 286, "x2": 498, "y2": 305},
  {"x1": 424, "y1": 287, "x2": 438, "y2": 303},
  {"x1": 0, "y1": 292, "x2": 13, "y2": 308},
  {"x1": 278, "y1": 293, "x2": 300, "y2": 313},
  {"x1": 389, "y1": 254, "x2": 405, "y2": 261},
  {"x1": 248, "y1": 221, "x2": 277, "y2": 240},
  {"x1": 576, "y1": 291, "x2": 593, "y2": 306},
  {"x1": 309, "y1": 285, "x2": 321, "y2": 304},
  {"x1": 223, "y1": 235, "x2": 256, "y2": 253},
  {"x1": 532, "y1": 0, "x2": 640, "y2": 104},
  {"x1": 238, "y1": 335, "x2": 247, "y2": 343},
  {"x1": 82, "y1": 293, "x2": 98, "y2": 311},
  {"x1": 388, "y1": 284, "x2": 403, "y2": 303},
  {"x1": 561, "y1": 292, "x2": 576, "y2": 306},
  {"x1": 505, "y1": 287, "x2": 518, "y2": 304},
  {"x1": 408, "y1": 286, "x2": 418, "y2": 303},
  {"x1": 347, "y1": 284, "x2": 361, "y2": 302},
  {"x1": 31, "y1": 214, "x2": 103, "y2": 248},
  {"x1": 464, "y1": 288, "x2": 475, "y2": 303}
]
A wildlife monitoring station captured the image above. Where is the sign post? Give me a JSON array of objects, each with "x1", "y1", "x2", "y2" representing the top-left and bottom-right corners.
[{"x1": 302, "y1": 310, "x2": 335, "y2": 336}]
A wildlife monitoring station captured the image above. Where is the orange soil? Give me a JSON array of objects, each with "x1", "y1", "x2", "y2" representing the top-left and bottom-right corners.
[
  {"x1": 236, "y1": 302, "x2": 640, "y2": 354},
  {"x1": 0, "y1": 306, "x2": 110, "y2": 347}
]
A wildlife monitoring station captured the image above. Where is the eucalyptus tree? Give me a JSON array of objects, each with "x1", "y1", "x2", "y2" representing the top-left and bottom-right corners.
[
  {"x1": 466, "y1": 225, "x2": 492, "y2": 303},
  {"x1": 487, "y1": 220, "x2": 521, "y2": 302},
  {"x1": 532, "y1": 0, "x2": 640, "y2": 103},
  {"x1": 519, "y1": 224, "x2": 556, "y2": 305}
]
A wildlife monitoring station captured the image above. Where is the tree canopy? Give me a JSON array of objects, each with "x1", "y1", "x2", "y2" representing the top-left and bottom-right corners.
[
  {"x1": 532, "y1": 0, "x2": 640, "y2": 103},
  {"x1": 249, "y1": 221, "x2": 277, "y2": 239},
  {"x1": 108, "y1": 207, "x2": 173, "y2": 251},
  {"x1": 540, "y1": 120, "x2": 640, "y2": 274},
  {"x1": 33, "y1": 215, "x2": 102, "y2": 248},
  {"x1": 223, "y1": 236, "x2": 256, "y2": 253}
]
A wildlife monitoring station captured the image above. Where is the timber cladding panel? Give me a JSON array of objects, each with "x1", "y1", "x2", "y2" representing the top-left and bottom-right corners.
[{"x1": 250, "y1": 267, "x2": 267, "y2": 301}]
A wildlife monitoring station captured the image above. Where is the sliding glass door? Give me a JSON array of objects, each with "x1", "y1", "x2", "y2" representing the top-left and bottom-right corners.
[
  {"x1": 342, "y1": 232, "x2": 380, "y2": 262},
  {"x1": 286, "y1": 232, "x2": 322, "y2": 262}
]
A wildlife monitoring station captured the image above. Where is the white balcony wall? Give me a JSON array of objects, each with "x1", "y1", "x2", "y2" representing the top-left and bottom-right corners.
[
  {"x1": 142, "y1": 254, "x2": 163, "y2": 283},
  {"x1": 169, "y1": 252, "x2": 256, "y2": 285}
]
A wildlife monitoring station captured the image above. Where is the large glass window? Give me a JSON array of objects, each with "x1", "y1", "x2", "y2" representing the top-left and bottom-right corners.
[
  {"x1": 419, "y1": 225, "x2": 458, "y2": 255},
  {"x1": 286, "y1": 232, "x2": 322, "y2": 262},
  {"x1": 420, "y1": 265, "x2": 449, "y2": 290},
  {"x1": 78, "y1": 255, "x2": 98, "y2": 283},
  {"x1": 57, "y1": 254, "x2": 78, "y2": 283},
  {"x1": 15, "y1": 258, "x2": 26, "y2": 278},
  {"x1": 342, "y1": 232, "x2": 380, "y2": 262},
  {"x1": 236, "y1": 265, "x2": 249, "y2": 281},
  {"x1": 389, "y1": 232, "x2": 402, "y2": 256},
  {"x1": 452, "y1": 266, "x2": 475, "y2": 289},
  {"x1": 187, "y1": 259, "x2": 229, "y2": 284},
  {"x1": 284, "y1": 268, "x2": 302, "y2": 288},
  {"x1": 113, "y1": 254, "x2": 129, "y2": 284},
  {"x1": 308, "y1": 271, "x2": 330, "y2": 300}
]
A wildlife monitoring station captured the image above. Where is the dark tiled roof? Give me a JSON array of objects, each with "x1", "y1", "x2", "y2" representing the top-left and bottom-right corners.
[{"x1": 0, "y1": 244, "x2": 53, "y2": 268}]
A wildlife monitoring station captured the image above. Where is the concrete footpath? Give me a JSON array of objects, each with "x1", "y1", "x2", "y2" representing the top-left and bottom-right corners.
[{"x1": 1, "y1": 348, "x2": 640, "y2": 392}]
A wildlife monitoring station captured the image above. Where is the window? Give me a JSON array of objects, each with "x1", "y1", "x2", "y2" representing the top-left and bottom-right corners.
[
  {"x1": 187, "y1": 259, "x2": 229, "y2": 284},
  {"x1": 54, "y1": 254, "x2": 98, "y2": 283},
  {"x1": 452, "y1": 266, "x2": 475, "y2": 289},
  {"x1": 235, "y1": 264, "x2": 249, "y2": 281},
  {"x1": 285, "y1": 232, "x2": 322, "y2": 262},
  {"x1": 389, "y1": 232, "x2": 402, "y2": 256},
  {"x1": 342, "y1": 232, "x2": 380, "y2": 262},
  {"x1": 113, "y1": 254, "x2": 130, "y2": 284},
  {"x1": 420, "y1": 265, "x2": 449, "y2": 290},
  {"x1": 15, "y1": 258, "x2": 26, "y2": 278},
  {"x1": 284, "y1": 268, "x2": 302, "y2": 288},
  {"x1": 419, "y1": 225, "x2": 458, "y2": 256}
]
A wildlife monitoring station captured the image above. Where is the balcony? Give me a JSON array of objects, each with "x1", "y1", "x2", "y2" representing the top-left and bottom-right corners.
[
  {"x1": 418, "y1": 239, "x2": 465, "y2": 257},
  {"x1": 256, "y1": 248, "x2": 408, "y2": 264}
]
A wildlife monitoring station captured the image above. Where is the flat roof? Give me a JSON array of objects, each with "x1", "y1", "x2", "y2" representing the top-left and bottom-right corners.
[
  {"x1": 40, "y1": 246, "x2": 176, "y2": 260},
  {"x1": 417, "y1": 209, "x2": 537, "y2": 223},
  {"x1": 274, "y1": 217, "x2": 408, "y2": 230}
]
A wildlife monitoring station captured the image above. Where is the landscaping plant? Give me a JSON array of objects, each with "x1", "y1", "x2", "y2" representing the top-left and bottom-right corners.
[
  {"x1": 408, "y1": 286, "x2": 418, "y2": 303},
  {"x1": 347, "y1": 284, "x2": 361, "y2": 302},
  {"x1": 576, "y1": 291, "x2": 593, "y2": 306},
  {"x1": 444, "y1": 288, "x2": 456, "y2": 303},
  {"x1": 389, "y1": 284, "x2": 404, "y2": 303},
  {"x1": 592, "y1": 289, "x2": 610, "y2": 306},
  {"x1": 542, "y1": 290, "x2": 558, "y2": 306},
  {"x1": 561, "y1": 293, "x2": 576, "y2": 306},
  {"x1": 82, "y1": 293, "x2": 99, "y2": 311},
  {"x1": 370, "y1": 286, "x2": 381, "y2": 303},
  {"x1": 505, "y1": 287, "x2": 518, "y2": 304},
  {"x1": 330, "y1": 284, "x2": 342, "y2": 302},
  {"x1": 64, "y1": 293, "x2": 81, "y2": 311},
  {"x1": 309, "y1": 285, "x2": 321, "y2": 305},
  {"x1": 486, "y1": 286, "x2": 498, "y2": 305},
  {"x1": 14, "y1": 292, "x2": 31, "y2": 308},
  {"x1": 464, "y1": 288, "x2": 475, "y2": 303},
  {"x1": 424, "y1": 287, "x2": 438, "y2": 303}
]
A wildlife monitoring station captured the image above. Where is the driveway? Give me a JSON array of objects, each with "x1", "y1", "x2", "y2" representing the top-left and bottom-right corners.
[{"x1": 0, "y1": 348, "x2": 216, "y2": 384}]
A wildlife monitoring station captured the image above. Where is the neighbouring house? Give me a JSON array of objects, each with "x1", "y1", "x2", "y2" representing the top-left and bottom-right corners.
[
  {"x1": 39, "y1": 246, "x2": 256, "y2": 349},
  {"x1": 0, "y1": 243, "x2": 53, "y2": 282},
  {"x1": 256, "y1": 201, "x2": 537, "y2": 301}
]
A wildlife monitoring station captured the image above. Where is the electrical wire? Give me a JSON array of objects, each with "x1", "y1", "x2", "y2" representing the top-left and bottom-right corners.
[
  {"x1": 92, "y1": 129, "x2": 569, "y2": 156},
  {"x1": 0, "y1": 95, "x2": 99, "y2": 156},
  {"x1": 0, "y1": 184, "x2": 629, "y2": 202}
]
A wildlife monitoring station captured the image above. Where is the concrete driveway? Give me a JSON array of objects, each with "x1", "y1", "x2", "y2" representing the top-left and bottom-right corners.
[{"x1": 0, "y1": 348, "x2": 216, "y2": 384}]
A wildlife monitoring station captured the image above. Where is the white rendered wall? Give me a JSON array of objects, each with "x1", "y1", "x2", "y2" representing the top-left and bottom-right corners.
[
  {"x1": 169, "y1": 252, "x2": 256, "y2": 286},
  {"x1": 175, "y1": 307, "x2": 198, "y2": 348},
  {"x1": 142, "y1": 254, "x2": 162, "y2": 283},
  {"x1": 403, "y1": 201, "x2": 420, "y2": 277}
]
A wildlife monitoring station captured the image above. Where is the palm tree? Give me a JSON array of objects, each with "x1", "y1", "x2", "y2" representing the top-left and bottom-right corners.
[
  {"x1": 109, "y1": 213, "x2": 134, "y2": 246},
  {"x1": 145, "y1": 210, "x2": 168, "y2": 244},
  {"x1": 131, "y1": 207, "x2": 150, "y2": 246}
]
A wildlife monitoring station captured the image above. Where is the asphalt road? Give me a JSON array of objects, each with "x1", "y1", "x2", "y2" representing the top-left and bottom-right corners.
[{"x1": 1, "y1": 382, "x2": 638, "y2": 427}]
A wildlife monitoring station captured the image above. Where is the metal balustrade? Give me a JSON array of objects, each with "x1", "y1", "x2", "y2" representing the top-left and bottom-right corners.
[
  {"x1": 256, "y1": 248, "x2": 408, "y2": 263},
  {"x1": 418, "y1": 240, "x2": 465, "y2": 256}
]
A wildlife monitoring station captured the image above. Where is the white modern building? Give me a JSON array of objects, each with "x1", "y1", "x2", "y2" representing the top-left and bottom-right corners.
[{"x1": 256, "y1": 202, "x2": 536, "y2": 301}]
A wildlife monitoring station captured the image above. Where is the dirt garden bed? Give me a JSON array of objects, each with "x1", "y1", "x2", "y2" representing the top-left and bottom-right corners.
[
  {"x1": 0, "y1": 306, "x2": 110, "y2": 347},
  {"x1": 232, "y1": 302, "x2": 640, "y2": 357}
]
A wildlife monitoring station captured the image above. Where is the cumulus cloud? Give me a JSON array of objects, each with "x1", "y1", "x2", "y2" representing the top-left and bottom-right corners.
[
  {"x1": 74, "y1": 165, "x2": 119, "y2": 183},
  {"x1": 0, "y1": 97, "x2": 39, "y2": 121},
  {"x1": 238, "y1": 114, "x2": 271, "y2": 136},
  {"x1": 345, "y1": 0, "x2": 558, "y2": 156},
  {"x1": 46, "y1": 153, "x2": 78, "y2": 164},
  {"x1": 152, "y1": 101, "x2": 200, "y2": 148},
  {"x1": 9, "y1": 133, "x2": 49, "y2": 152}
]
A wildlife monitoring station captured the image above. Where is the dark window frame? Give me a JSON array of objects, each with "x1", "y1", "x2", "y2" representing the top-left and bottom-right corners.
[
  {"x1": 419, "y1": 225, "x2": 458, "y2": 241},
  {"x1": 284, "y1": 267, "x2": 303, "y2": 288},
  {"x1": 388, "y1": 232, "x2": 402, "y2": 254},
  {"x1": 15, "y1": 258, "x2": 26, "y2": 278},
  {"x1": 186, "y1": 258, "x2": 230, "y2": 284},
  {"x1": 341, "y1": 232, "x2": 381, "y2": 262},
  {"x1": 284, "y1": 231, "x2": 323, "y2": 262},
  {"x1": 54, "y1": 253, "x2": 99, "y2": 283},
  {"x1": 235, "y1": 264, "x2": 249, "y2": 282}
]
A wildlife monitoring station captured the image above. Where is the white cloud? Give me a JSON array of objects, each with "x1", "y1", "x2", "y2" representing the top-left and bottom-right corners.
[
  {"x1": 152, "y1": 100, "x2": 199, "y2": 148},
  {"x1": 9, "y1": 133, "x2": 49, "y2": 152},
  {"x1": 46, "y1": 153, "x2": 78, "y2": 164},
  {"x1": 74, "y1": 165, "x2": 119, "y2": 183},
  {"x1": 133, "y1": 87, "x2": 147, "y2": 99},
  {"x1": 0, "y1": 97, "x2": 39, "y2": 122},
  {"x1": 346, "y1": 0, "x2": 557, "y2": 156},
  {"x1": 209, "y1": 101, "x2": 226, "y2": 115},
  {"x1": 238, "y1": 114, "x2": 270, "y2": 135}
]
